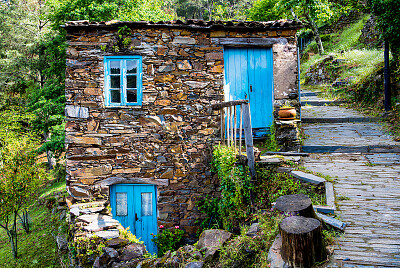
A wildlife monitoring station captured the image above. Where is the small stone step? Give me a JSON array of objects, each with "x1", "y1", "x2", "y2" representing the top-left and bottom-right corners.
[
  {"x1": 302, "y1": 145, "x2": 400, "y2": 154},
  {"x1": 301, "y1": 100, "x2": 346, "y2": 106},
  {"x1": 302, "y1": 117, "x2": 381, "y2": 123},
  {"x1": 314, "y1": 206, "x2": 335, "y2": 214},
  {"x1": 290, "y1": 170, "x2": 326, "y2": 184},
  {"x1": 325, "y1": 182, "x2": 335, "y2": 208},
  {"x1": 301, "y1": 91, "x2": 321, "y2": 97}
]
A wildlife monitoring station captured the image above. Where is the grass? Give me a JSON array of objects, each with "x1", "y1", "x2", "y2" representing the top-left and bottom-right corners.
[{"x1": 0, "y1": 181, "x2": 67, "y2": 268}]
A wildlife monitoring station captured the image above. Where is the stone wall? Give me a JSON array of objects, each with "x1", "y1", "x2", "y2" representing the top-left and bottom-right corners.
[
  {"x1": 65, "y1": 23, "x2": 300, "y2": 239},
  {"x1": 359, "y1": 15, "x2": 383, "y2": 49}
]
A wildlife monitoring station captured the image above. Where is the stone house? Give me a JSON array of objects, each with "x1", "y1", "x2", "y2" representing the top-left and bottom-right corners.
[{"x1": 63, "y1": 19, "x2": 302, "y2": 253}]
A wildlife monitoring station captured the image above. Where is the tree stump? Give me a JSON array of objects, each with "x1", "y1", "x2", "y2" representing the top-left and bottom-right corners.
[
  {"x1": 275, "y1": 194, "x2": 316, "y2": 218},
  {"x1": 280, "y1": 216, "x2": 327, "y2": 268}
]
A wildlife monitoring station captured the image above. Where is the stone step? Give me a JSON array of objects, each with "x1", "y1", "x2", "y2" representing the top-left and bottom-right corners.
[
  {"x1": 300, "y1": 91, "x2": 321, "y2": 97},
  {"x1": 301, "y1": 100, "x2": 346, "y2": 106},
  {"x1": 302, "y1": 145, "x2": 400, "y2": 153},
  {"x1": 302, "y1": 117, "x2": 381, "y2": 123},
  {"x1": 290, "y1": 170, "x2": 326, "y2": 184}
]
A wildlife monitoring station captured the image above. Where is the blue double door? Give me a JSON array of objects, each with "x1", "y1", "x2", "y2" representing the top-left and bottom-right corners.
[
  {"x1": 110, "y1": 184, "x2": 157, "y2": 254},
  {"x1": 224, "y1": 47, "x2": 274, "y2": 137}
]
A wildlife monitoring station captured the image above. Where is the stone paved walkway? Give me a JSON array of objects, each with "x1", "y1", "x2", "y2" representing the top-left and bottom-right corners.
[{"x1": 301, "y1": 90, "x2": 400, "y2": 267}]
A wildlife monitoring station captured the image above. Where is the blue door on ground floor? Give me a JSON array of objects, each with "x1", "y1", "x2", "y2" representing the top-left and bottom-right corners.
[
  {"x1": 110, "y1": 184, "x2": 157, "y2": 254},
  {"x1": 224, "y1": 47, "x2": 274, "y2": 137}
]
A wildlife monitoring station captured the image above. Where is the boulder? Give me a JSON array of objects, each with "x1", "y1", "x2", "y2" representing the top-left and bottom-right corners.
[
  {"x1": 196, "y1": 229, "x2": 232, "y2": 262},
  {"x1": 246, "y1": 223, "x2": 260, "y2": 238},
  {"x1": 103, "y1": 247, "x2": 119, "y2": 259},
  {"x1": 56, "y1": 234, "x2": 68, "y2": 251},
  {"x1": 184, "y1": 262, "x2": 204, "y2": 268},
  {"x1": 119, "y1": 243, "x2": 146, "y2": 261},
  {"x1": 106, "y1": 238, "x2": 129, "y2": 248}
]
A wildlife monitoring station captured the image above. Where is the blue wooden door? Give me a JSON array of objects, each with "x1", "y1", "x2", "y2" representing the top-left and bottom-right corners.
[
  {"x1": 110, "y1": 184, "x2": 157, "y2": 254},
  {"x1": 224, "y1": 47, "x2": 274, "y2": 137}
]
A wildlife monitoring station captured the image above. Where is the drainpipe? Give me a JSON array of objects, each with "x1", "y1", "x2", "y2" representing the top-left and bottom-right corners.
[{"x1": 384, "y1": 39, "x2": 391, "y2": 111}]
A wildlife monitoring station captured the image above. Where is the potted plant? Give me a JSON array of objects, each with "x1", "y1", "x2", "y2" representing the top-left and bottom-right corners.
[{"x1": 278, "y1": 104, "x2": 296, "y2": 119}]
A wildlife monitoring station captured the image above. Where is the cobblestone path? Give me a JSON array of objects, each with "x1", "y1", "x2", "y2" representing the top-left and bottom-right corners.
[{"x1": 301, "y1": 90, "x2": 400, "y2": 267}]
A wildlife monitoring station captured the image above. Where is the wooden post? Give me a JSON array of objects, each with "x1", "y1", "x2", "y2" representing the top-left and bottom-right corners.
[
  {"x1": 280, "y1": 216, "x2": 327, "y2": 267},
  {"x1": 239, "y1": 105, "x2": 243, "y2": 156},
  {"x1": 230, "y1": 106, "x2": 234, "y2": 148},
  {"x1": 226, "y1": 107, "x2": 230, "y2": 146},
  {"x1": 221, "y1": 108, "x2": 225, "y2": 144},
  {"x1": 275, "y1": 194, "x2": 317, "y2": 219},
  {"x1": 234, "y1": 105, "x2": 237, "y2": 152},
  {"x1": 242, "y1": 103, "x2": 255, "y2": 179}
]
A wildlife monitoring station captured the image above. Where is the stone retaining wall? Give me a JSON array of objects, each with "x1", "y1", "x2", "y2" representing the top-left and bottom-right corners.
[{"x1": 65, "y1": 22, "x2": 301, "y2": 239}]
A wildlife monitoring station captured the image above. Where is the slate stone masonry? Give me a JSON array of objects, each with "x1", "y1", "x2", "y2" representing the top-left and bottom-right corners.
[{"x1": 64, "y1": 20, "x2": 301, "y2": 239}]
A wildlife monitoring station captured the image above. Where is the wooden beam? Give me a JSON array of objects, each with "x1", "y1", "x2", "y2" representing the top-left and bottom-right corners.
[
  {"x1": 210, "y1": 99, "x2": 248, "y2": 110},
  {"x1": 211, "y1": 37, "x2": 288, "y2": 47}
]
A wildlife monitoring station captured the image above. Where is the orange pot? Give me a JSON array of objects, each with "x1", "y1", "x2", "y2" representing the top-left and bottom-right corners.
[{"x1": 278, "y1": 107, "x2": 296, "y2": 119}]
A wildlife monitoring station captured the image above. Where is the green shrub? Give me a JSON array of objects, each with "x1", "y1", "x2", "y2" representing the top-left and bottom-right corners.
[
  {"x1": 211, "y1": 145, "x2": 253, "y2": 231},
  {"x1": 151, "y1": 226, "x2": 184, "y2": 257}
]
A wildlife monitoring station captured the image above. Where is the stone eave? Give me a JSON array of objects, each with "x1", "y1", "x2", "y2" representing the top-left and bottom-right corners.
[{"x1": 62, "y1": 19, "x2": 304, "y2": 32}]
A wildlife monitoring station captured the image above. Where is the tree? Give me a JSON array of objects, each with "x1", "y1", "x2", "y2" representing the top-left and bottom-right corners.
[
  {"x1": 0, "y1": 134, "x2": 44, "y2": 259},
  {"x1": 248, "y1": 0, "x2": 288, "y2": 21},
  {"x1": 369, "y1": 0, "x2": 400, "y2": 64},
  {"x1": 278, "y1": 0, "x2": 339, "y2": 55}
]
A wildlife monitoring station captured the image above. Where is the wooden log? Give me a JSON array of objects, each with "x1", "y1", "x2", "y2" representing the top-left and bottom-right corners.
[
  {"x1": 275, "y1": 194, "x2": 317, "y2": 219},
  {"x1": 280, "y1": 216, "x2": 327, "y2": 267}
]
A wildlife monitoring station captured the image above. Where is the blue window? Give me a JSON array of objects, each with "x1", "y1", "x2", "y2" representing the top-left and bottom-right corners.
[{"x1": 104, "y1": 56, "x2": 142, "y2": 106}]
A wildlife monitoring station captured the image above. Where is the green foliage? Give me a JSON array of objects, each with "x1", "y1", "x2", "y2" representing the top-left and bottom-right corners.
[
  {"x1": 211, "y1": 145, "x2": 253, "y2": 230},
  {"x1": 120, "y1": 227, "x2": 143, "y2": 244},
  {"x1": 0, "y1": 134, "x2": 45, "y2": 258},
  {"x1": 48, "y1": 0, "x2": 173, "y2": 27},
  {"x1": 262, "y1": 123, "x2": 279, "y2": 151},
  {"x1": 248, "y1": 0, "x2": 288, "y2": 21},
  {"x1": 151, "y1": 226, "x2": 185, "y2": 257},
  {"x1": 74, "y1": 235, "x2": 106, "y2": 267},
  {"x1": 369, "y1": 0, "x2": 400, "y2": 62},
  {"x1": 218, "y1": 211, "x2": 283, "y2": 268},
  {"x1": 0, "y1": 203, "x2": 67, "y2": 267},
  {"x1": 175, "y1": 0, "x2": 253, "y2": 20},
  {"x1": 196, "y1": 196, "x2": 223, "y2": 231}
]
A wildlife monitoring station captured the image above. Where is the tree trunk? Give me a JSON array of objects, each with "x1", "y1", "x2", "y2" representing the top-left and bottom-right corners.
[
  {"x1": 305, "y1": 11, "x2": 324, "y2": 55},
  {"x1": 275, "y1": 194, "x2": 317, "y2": 219},
  {"x1": 43, "y1": 131, "x2": 55, "y2": 170},
  {"x1": 18, "y1": 210, "x2": 30, "y2": 234},
  {"x1": 280, "y1": 216, "x2": 327, "y2": 267}
]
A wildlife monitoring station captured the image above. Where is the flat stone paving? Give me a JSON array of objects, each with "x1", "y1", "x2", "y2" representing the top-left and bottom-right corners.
[{"x1": 301, "y1": 90, "x2": 400, "y2": 267}]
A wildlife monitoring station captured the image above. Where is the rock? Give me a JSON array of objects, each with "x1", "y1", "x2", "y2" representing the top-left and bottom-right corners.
[
  {"x1": 196, "y1": 229, "x2": 232, "y2": 262},
  {"x1": 172, "y1": 37, "x2": 195, "y2": 45},
  {"x1": 103, "y1": 247, "x2": 119, "y2": 259},
  {"x1": 106, "y1": 238, "x2": 129, "y2": 248},
  {"x1": 94, "y1": 229, "x2": 120, "y2": 239},
  {"x1": 70, "y1": 206, "x2": 80, "y2": 217},
  {"x1": 56, "y1": 235, "x2": 68, "y2": 250},
  {"x1": 93, "y1": 252, "x2": 110, "y2": 268},
  {"x1": 119, "y1": 243, "x2": 146, "y2": 261},
  {"x1": 65, "y1": 105, "x2": 89, "y2": 118},
  {"x1": 184, "y1": 262, "x2": 204, "y2": 268},
  {"x1": 246, "y1": 223, "x2": 260, "y2": 238},
  {"x1": 59, "y1": 210, "x2": 67, "y2": 221},
  {"x1": 67, "y1": 186, "x2": 91, "y2": 199},
  {"x1": 184, "y1": 81, "x2": 209, "y2": 89}
]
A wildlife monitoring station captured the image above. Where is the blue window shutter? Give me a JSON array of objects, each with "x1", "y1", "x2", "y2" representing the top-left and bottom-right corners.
[{"x1": 104, "y1": 56, "x2": 142, "y2": 107}]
